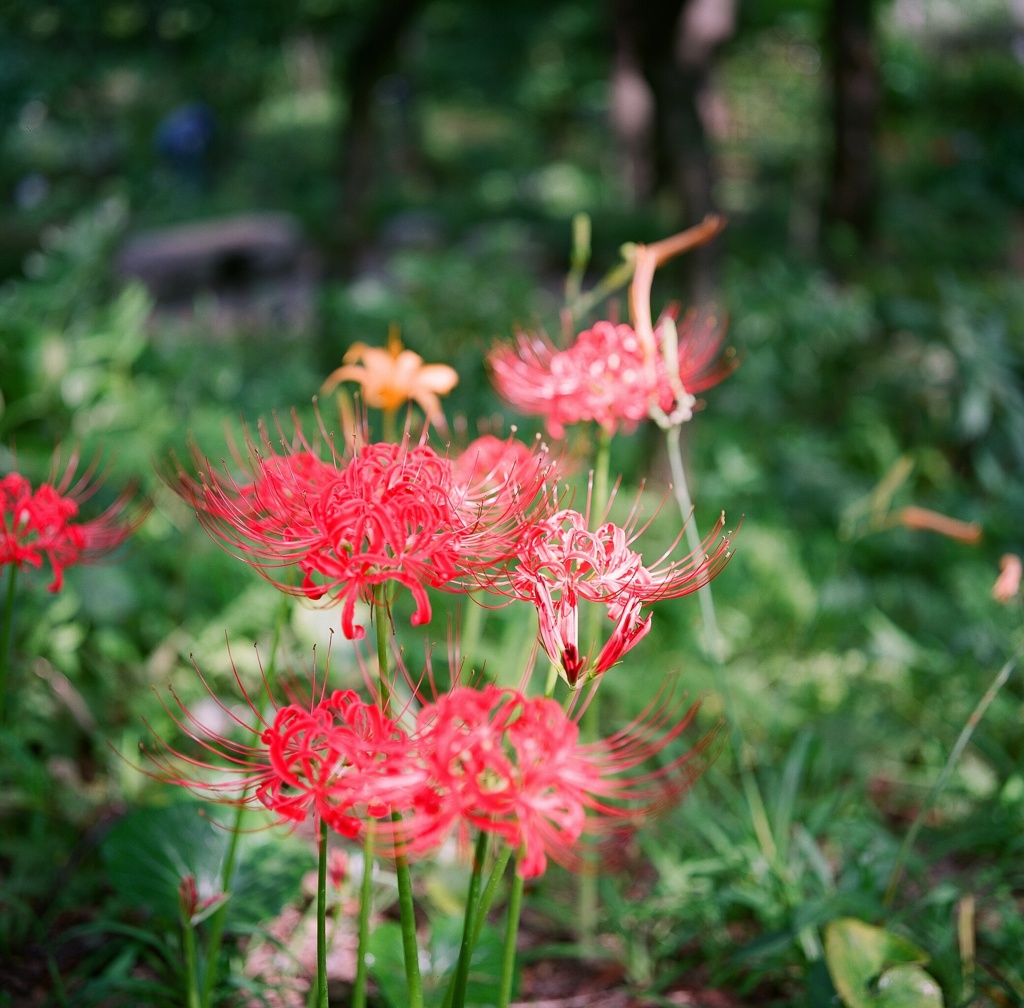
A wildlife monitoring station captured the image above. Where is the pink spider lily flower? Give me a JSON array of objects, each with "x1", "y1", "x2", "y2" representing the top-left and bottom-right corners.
[
  {"x1": 321, "y1": 327, "x2": 459, "y2": 432},
  {"x1": 489, "y1": 313, "x2": 734, "y2": 439},
  {"x1": 143, "y1": 654, "x2": 423, "y2": 836},
  {"x1": 404, "y1": 682, "x2": 716, "y2": 878},
  {"x1": 169, "y1": 419, "x2": 551, "y2": 639},
  {"x1": 489, "y1": 322, "x2": 656, "y2": 438},
  {"x1": 510, "y1": 507, "x2": 734, "y2": 686},
  {"x1": 489, "y1": 218, "x2": 736, "y2": 438},
  {"x1": 0, "y1": 450, "x2": 146, "y2": 593}
]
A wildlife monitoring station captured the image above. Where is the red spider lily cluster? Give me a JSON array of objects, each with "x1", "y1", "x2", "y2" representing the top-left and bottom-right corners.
[
  {"x1": 0, "y1": 453, "x2": 145, "y2": 592},
  {"x1": 140, "y1": 222, "x2": 743, "y2": 1005},
  {"x1": 168, "y1": 416, "x2": 735, "y2": 683},
  {"x1": 146, "y1": 656, "x2": 715, "y2": 880},
  {"x1": 170, "y1": 422, "x2": 558, "y2": 641}
]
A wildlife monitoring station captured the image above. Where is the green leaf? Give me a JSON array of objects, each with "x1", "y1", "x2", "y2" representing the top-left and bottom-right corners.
[
  {"x1": 101, "y1": 802, "x2": 313, "y2": 929},
  {"x1": 429, "y1": 914, "x2": 505, "y2": 1007},
  {"x1": 824, "y1": 918, "x2": 944, "y2": 1008},
  {"x1": 368, "y1": 916, "x2": 508, "y2": 1008},
  {"x1": 368, "y1": 922, "x2": 408, "y2": 1008}
]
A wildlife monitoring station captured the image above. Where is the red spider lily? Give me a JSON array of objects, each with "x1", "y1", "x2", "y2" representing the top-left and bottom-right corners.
[
  {"x1": 0, "y1": 450, "x2": 146, "y2": 592},
  {"x1": 143, "y1": 653, "x2": 423, "y2": 835},
  {"x1": 509, "y1": 507, "x2": 734, "y2": 686},
  {"x1": 404, "y1": 683, "x2": 717, "y2": 878},
  {"x1": 448, "y1": 433, "x2": 558, "y2": 531},
  {"x1": 169, "y1": 420, "x2": 553, "y2": 639}
]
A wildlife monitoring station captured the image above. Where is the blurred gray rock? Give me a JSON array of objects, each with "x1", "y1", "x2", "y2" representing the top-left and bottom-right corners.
[{"x1": 115, "y1": 212, "x2": 318, "y2": 332}]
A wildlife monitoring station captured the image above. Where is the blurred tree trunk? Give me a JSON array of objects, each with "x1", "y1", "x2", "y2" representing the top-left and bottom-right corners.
[
  {"x1": 330, "y1": 0, "x2": 426, "y2": 274},
  {"x1": 824, "y1": 0, "x2": 880, "y2": 247},
  {"x1": 611, "y1": 0, "x2": 734, "y2": 303}
]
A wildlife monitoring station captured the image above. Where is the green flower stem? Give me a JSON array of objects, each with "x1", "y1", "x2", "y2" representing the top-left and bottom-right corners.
[
  {"x1": 392, "y1": 834, "x2": 423, "y2": 1008},
  {"x1": 182, "y1": 914, "x2": 202, "y2": 1008},
  {"x1": 200, "y1": 802, "x2": 245, "y2": 1008},
  {"x1": 0, "y1": 565, "x2": 16, "y2": 725},
  {"x1": 352, "y1": 827, "x2": 375, "y2": 1008},
  {"x1": 578, "y1": 425, "x2": 612, "y2": 953},
  {"x1": 564, "y1": 212, "x2": 592, "y2": 308},
  {"x1": 316, "y1": 819, "x2": 329, "y2": 1008},
  {"x1": 450, "y1": 831, "x2": 489, "y2": 1008},
  {"x1": 460, "y1": 591, "x2": 485, "y2": 671},
  {"x1": 665, "y1": 425, "x2": 822, "y2": 958},
  {"x1": 883, "y1": 648, "x2": 1021, "y2": 906},
  {"x1": 582, "y1": 424, "x2": 613, "y2": 736},
  {"x1": 373, "y1": 593, "x2": 423, "y2": 1008},
  {"x1": 591, "y1": 427, "x2": 612, "y2": 536},
  {"x1": 373, "y1": 591, "x2": 394, "y2": 715},
  {"x1": 382, "y1": 409, "x2": 398, "y2": 446},
  {"x1": 441, "y1": 828, "x2": 515, "y2": 1008},
  {"x1": 497, "y1": 864, "x2": 525, "y2": 1008},
  {"x1": 666, "y1": 425, "x2": 778, "y2": 861},
  {"x1": 470, "y1": 845, "x2": 513, "y2": 947},
  {"x1": 565, "y1": 258, "x2": 636, "y2": 326},
  {"x1": 543, "y1": 660, "x2": 560, "y2": 698}
]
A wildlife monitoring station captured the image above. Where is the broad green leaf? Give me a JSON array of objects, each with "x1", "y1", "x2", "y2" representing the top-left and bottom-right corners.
[
  {"x1": 101, "y1": 802, "x2": 312, "y2": 928},
  {"x1": 824, "y1": 918, "x2": 944, "y2": 1008},
  {"x1": 369, "y1": 916, "x2": 508, "y2": 1008},
  {"x1": 367, "y1": 923, "x2": 408, "y2": 1008}
]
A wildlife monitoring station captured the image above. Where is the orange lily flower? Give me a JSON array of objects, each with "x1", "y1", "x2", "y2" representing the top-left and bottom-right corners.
[{"x1": 321, "y1": 326, "x2": 459, "y2": 431}]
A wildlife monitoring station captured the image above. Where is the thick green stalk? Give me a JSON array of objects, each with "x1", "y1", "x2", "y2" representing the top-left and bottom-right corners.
[
  {"x1": 392, "y1": 833, "x2": 423, "y2": 1008},
  {"x1": 884, "y1": 649, "x2": 1021, "y2": 906},
  {"x1": 0, "y1": 565, "x2": 16, "y2": 725},
  {"x1": 382, "y1": 409, "x2": 398, "y2": 447},
  {"x1": 182, "y1": 916, "x2": 202, "y2": 1008},
  {"x1": 497, "y1": 866, "x2": 525, "y2": 1008},
  {"x1": 317, "y1": 820, "x2": 329, "y2": 1008},
  {"x1": 582, "y1": 424, "x2": 613, "y2": 729},
  {"x1": 460, "y1": 592, "x2": 485, "y2": 671},
  {"x1": 373, "y1": 590, "x2": 394, "y2": 714},
  {"x1": 441, "y1": 807, "x2": 515, "y2": 1008},
  {"x1": 450, "y1": 831, "x2": 489, "y2": 1008},
  {"x1": 373, "y1": 594, "x2": 423, "y2": 1008}
]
